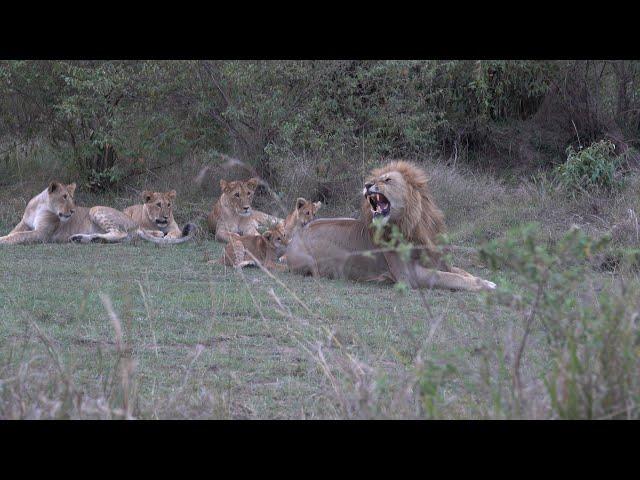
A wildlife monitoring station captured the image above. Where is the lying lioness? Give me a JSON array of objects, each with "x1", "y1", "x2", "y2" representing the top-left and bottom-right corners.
[
  {"x1": 285, "y1": 161, "x2": 496, "y2": 292},
  {"x1": 207, "y1": 178, "x2": 281, "y2": 243},
  {"x1": 281, "y1": 197, "x2": 322, "y2": 240},
  {"x1": 123, "y1": 190, "x2": 194, "y2": 242},
  {"x1": 0, "y1": 181, "x2": 191, "y2": 245},
  {"x1": 219, "y1": 223, "x2": 288, "y2": 271}
]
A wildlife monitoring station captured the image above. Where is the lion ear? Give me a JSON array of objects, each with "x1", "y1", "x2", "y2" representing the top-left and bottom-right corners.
[
  {"x1": 168, "y1": 190, "x2": 177, "y2": 200},
  {"x1": 220, "y1": 179, "x2": 228, "y2": 192},
  {"x1": 48, "y1": 181, "x2": 61, "y2": 194},
  {"x1": 313, "y1": 201, "x2": 322, "y2": 212},
  {"x1": 296, "y1": 197, "x2": 307, "y2": 210},
  {"x1": 247, "y1": 177, "x2": 259, "y2": 190},
  {"x1": 66, "y1": 183, "x2": 77, "y2": 196},
  {"x1": 143, "y1": 190, "x2": 154, "y2": 203}
]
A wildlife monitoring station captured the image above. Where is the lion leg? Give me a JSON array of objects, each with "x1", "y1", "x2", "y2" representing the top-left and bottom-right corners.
[
  {"x1": 218, "y1": 236, "x2": 246, "y2": 267},
  {"x1": 215, "y1": 228, "x2": 234, "y2": 243},
  {"x1": 237, "y1": 260, "x2": 256, "y2": 268},
  {"x1": 411, "y1": 264, "x2": 496, "y2": 292},
  {"x1": 265, "y1": 260, "x2": 287, "y2": 272},
  {"x1": 207, "y1": 208, "x2": 218, "y2": 234},
  {"x1": 144, "y1": 229, "x2": 166, "y2": 238},
  {"x1": 450, "y1": 266, "x2": 476, "y2": 278},
  {"x1": 70, "y1": 230, "x2": 129, "y2": 244},
  {"x1": 8, "y1": 220, "x2": 30, "y2": 235},
  {"x1": 163, "y1": 222, "x2": 195, "y2": 240},
  {"x1": 253, "y1": 211, "x2": 283, "y2": 227},
  {"x1": 0, "y1": 229, "x2": 48, "y2": 245},
  {"x1": 385, "y1": 253, "x2": 495, "y2": 292},
  {"x1": 163, "y1": 221, "x2": 182, "y2": 239},
  {"x1": 69, "y1": 207, "x2": 132, "y2": 244}
]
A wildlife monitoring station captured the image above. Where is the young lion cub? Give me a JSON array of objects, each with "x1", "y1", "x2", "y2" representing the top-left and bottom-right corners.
[
  {"x1": 123, "y1": 190, "x2": 194, "y2": 242},
  {"x1": 0, "y1": 181, "x2": 192, "y2": 246},
  {"x1": 282, "y1": 197, "x2": 322, "y2": 239},
  {"x1": 219, "y1": 223, "x2": 288, "y2": 271},
  {"x1": 207, "y1": 178, "x2": 281, "y2": 243}
]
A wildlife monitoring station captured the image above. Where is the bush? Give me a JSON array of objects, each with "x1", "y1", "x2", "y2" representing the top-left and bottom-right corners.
[
  {"x1": 3, "y1": 60, "x2": 640, "y2": 197},
  {"x1": 479, "y1": 224, "x2": 640, "y2": 419},
  {"x1": 556, "y1": 140, "x2": 622, "y2": 193}
]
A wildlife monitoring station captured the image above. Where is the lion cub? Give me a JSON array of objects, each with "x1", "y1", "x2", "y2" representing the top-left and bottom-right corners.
[
  {"x1": 282, "y1": 197, "x2": 322, "y2": 239},
  {"x1": 207, "y1": 178, "x2": 281, "y2": 243},
  {"x1": 219, "y1": 223, "x2": 288, "y2": 271},
  {"x1": 123, "y1": 190, "x2": 194, "y2": 241}
]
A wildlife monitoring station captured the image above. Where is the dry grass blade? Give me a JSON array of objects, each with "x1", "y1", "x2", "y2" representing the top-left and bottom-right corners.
[{"x1": 99, "y1": 293, "x2": 124, "y2": 353}]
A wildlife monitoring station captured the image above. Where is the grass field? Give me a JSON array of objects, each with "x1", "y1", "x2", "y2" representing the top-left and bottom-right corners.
[
  {"x1": 2, "y1": 163, "x2": 639, "y2": 419},
  {"x1": 0, "y1": 237, "x2": 514, "y2": 419}
]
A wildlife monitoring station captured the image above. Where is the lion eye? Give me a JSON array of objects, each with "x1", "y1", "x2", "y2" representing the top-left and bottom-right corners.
[
  {"x1": 168, "y1": 203, "x2": 171, "y2": 207},
  {"x1": 235, "y1": 192, "x2": 240, "y2": 197},
  {"x1": 156, "y1": 202, "x2": 162, "y2": 207},
  {"x1": 385, "y1": 178, "x2": 391, "y2": 183},
  {"x1": 63, "y1": 194, "x2": 68, "y2": 199}
]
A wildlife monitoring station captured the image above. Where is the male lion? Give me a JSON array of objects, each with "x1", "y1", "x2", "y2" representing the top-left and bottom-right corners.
[
  {"x1": 206, "y1": 178, "x2": 281, "y2": 243},
  {"x1": 123, "y1": 190, "x2": 195, "y2": 243},
  {"x1": 218, "y1": 222, "x2": 288, "y2": 270},
  {"x1": 285, "y1": 161, "x2": 496, "y2": 292},
  {"x1": 0, "y1": 181, "x2": 192, "y2": 245},
  {"x1": 281, "y1": 197, "x2": 322, "y2": 240}
]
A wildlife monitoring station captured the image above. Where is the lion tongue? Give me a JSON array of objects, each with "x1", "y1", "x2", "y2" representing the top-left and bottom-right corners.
[{"x1": 377, "y1": 195, "x2": 389, "y2": 210}]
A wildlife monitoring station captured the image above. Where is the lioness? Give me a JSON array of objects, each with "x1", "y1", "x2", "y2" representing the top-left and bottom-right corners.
[
  {"x1": 0, "y1": 181, "x2": 191, "y2": 245},
  {"x1": 206, "y1": 178, "x2": 281, "y2": 243},
  {"x1": 282, "y1": 197, "x2": 322, "y2": 240},
  {"x1": 286, "y1": 161, "x2": 496, "y2": 292},
  {"x1": 219, "y1": 223, "x2": 288, "y2": 271},
  {"x1": 123, "y1": 190, "x2": 195, "y2": 243}
]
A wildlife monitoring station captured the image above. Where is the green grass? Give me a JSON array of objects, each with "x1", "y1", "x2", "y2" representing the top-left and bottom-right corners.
[
  {"x1": 2, "y1": 162, "x2": 640, "y2": 419},
  {"x1": 0, "y1": 237, "x2": 523, "y2": 419}
]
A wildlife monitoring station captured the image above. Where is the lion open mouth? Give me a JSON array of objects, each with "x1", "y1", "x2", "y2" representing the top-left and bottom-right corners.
[
  {"x1": 155, "y1": 219, "x2": 168, "y2": 226},
  {"x1": 367, "y1": 193, "x2": 390, "y2": 218}
]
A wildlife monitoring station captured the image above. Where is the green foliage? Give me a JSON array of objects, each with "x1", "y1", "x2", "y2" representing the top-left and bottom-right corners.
[
  {"x1": 0, "y1": 61, "x2": 203, "y2": 190},
  {"x1": 2, "y1": 60, "x2": 640, "y2": 197},
  {"x1": 370, "y1": 217, "x2": 414, "y2": 263},
  {"x1": 556, "y1": 140, "x2": 622, "y2": 192},
  {"x1": 479, "y1": 224, "x2": 640, "y2": 419}
]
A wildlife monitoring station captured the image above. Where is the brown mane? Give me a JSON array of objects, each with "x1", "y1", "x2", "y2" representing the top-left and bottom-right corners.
[
  {"x1": 361, "y1": 160, "x2": 445, "y2": 251},
  {"x1": 286, "y1": 160, "x2": 496, "y2": 291}
]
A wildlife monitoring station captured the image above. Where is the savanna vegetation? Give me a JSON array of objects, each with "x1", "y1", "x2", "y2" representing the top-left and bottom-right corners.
[{"x1": 1, "y1": 60, "x2": 640, "y2": 419}]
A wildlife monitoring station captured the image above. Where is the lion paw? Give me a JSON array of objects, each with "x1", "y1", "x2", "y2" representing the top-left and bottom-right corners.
[
  {"x1": 69, "y1": 234, "x2": 89, "y2": 244},
  {"x1": 480, "y1": 279, "x2": 497, "y2": 291}
]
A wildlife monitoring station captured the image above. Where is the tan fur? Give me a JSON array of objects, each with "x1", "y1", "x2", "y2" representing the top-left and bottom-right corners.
[
  {"x1": 123, "y1": 190, "x2": 194, "y2": 242},
  {"x1": 0, "y1": 182, "x2": 191, "y2": 246},
  {"x1": 218, "y1": 223, "x2": 288, "y2": 270},
  {"x1": 206, "y1": 178, "x2": 282, "y2": 243},
  {"x1": 363, "y1": 161, "x2": 446, "y2": 262},
  {"x1": 285, "y1": 161, "x2": 496, "y2": 292},
  {"x1": 281, "y1": 197, "x2": 322, "y2": 240}
]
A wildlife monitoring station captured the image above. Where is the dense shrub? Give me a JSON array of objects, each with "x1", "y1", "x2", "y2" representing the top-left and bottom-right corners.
[
  {"x1": 556, "y1": 140, "x2": 622, "y2": 192},
  {"x1": 479, "y1": 224, "x2": 640, "y2": 419},
  {"x1": 2, "y1": 60, "x2": 640, "y2": 197}
]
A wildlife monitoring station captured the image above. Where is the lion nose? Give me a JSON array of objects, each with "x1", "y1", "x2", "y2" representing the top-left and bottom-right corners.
[
  {"x1": 243, "y1": 206, "x2": 250, "y2": 211},
  {"x1": 365, "y1": 182, "x2": 379, "y2": 194}
]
